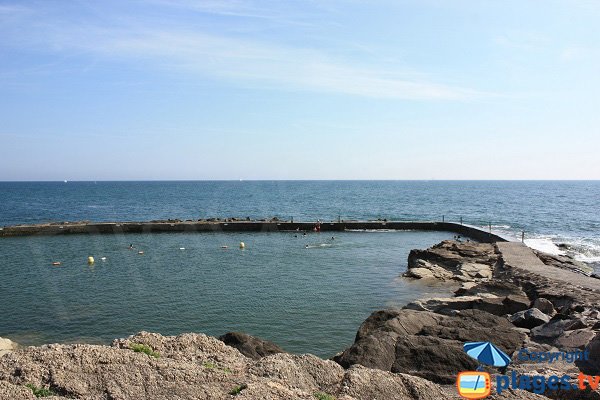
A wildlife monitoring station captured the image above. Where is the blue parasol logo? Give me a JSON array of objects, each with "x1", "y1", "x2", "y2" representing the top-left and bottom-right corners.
[{"x1": 463, "y1": 341, "x2": 511, "y2": 368}]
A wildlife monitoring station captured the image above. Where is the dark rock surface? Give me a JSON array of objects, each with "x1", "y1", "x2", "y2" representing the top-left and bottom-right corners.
[
  {"x1": 219, "y1": 332, "x2": 285, "y2": 360},
  {"x1": 509, "y1": 308, "x2": 551, "y2": 329},
  {"x1": 334, "y1": 309, "x2": 524, "y2": 384}
]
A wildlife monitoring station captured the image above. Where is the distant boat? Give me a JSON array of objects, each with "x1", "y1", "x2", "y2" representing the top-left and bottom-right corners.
[{"x1": 63, "y1": 180, "x2": 68, "y2": 183}]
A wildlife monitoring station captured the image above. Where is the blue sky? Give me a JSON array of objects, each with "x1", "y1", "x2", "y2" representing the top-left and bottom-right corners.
[{"x1": 1, "y1": 0, "x2": 599, "y2": 180}]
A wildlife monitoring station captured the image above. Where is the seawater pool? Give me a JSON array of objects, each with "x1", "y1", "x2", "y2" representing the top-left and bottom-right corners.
[{"x1": 0, "y1": 230, "x2": 454, "y2": 357}]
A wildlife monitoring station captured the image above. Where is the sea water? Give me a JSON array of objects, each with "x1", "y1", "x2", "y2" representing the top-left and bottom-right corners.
[{"x1": 1, "y1": 180, "x2": 599, "y2": 355}]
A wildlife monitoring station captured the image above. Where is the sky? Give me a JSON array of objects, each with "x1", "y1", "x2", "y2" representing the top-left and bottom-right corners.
[{"x1": 0, "y1": 0, "x2": 599, "y2": 180}]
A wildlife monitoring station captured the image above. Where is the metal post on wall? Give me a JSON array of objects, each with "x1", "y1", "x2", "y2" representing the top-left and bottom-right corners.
[
  {"x1": 522, "y1": 231, "x2": 525, "y2": 243},
  {"x1": 442, "y1": 215, "x2": 445, "y2": 222},
  {"x1": 460, "y1": 217, "x2": 463, "y2": 225}
]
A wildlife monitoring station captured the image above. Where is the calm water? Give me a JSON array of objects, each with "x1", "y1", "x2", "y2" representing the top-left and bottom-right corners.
[
  {"x1": 1, "y1": 181, "x2": 599, "y2": 355},
  {"x1": 1, "y1": 180, "x2": 599, "y2": 261},
  {"x1": 0, "y1": 230, "x2": 453, "y2": 357}
]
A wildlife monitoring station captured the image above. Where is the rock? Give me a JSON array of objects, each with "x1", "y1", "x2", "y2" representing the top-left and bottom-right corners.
[
  {"x1": 405, "y1": 240, "x2": 499, "y2": 282},
  {"x1": 530, "y1": 319, "x2": 573, "y2": 342},
  {"x1": 455, "y1": 280, "x2": 527, "y2": 298},
  {"x1": 249, "y1": 353, "x2": 343, "y2": 394},
  {"x1": 459, "y1": 262, "x2": 493, "y2": 280},
  {"x1": 532, "y1": 298, "x2": 556, "y2": 317},
  {"x1": 391, "y1": 336, "x2": 477, "y2": 384},
  {"x1": 555, "y1": 329, "x2": 596, "y2": 350},
  {"x1": 405, "y1": 294, "x2": 532, "y2": 318},
  {"x1": 339, "y1": 365, "x2": 450, "y2": 400},
  {"x1": 219, "y1": 332, "x2": 285, "y2": 360},
  {"x1": 564, "y1": 318, "x2": 588, "y2": 331},
  {"x1": 502, "y1": 295, "x2": 531, "y2": 315},
  {"x1": 355, "y1": 309, "x2": 443, "y2": 341},
  {"x1": 335, "y1": 309, "x2": 524, "y2": 384},
  {"x1": 0, "y1": 338, "x2": 17, "y2": 358},
  {"x1": 509, "y1": 308, "x2": 551, "y2": 329},
  {"x1": 417, "y1": 310, "x2": 525, "y2": 353},
  {"x1": 403, "y1": 260, "x2": 454, "y2": 281},
  {"x1": 0, "y1": 331, "x2": 467, "y2": 400},
  {"x1": 534, "y1": 250, "x2": 594, "y2": 276},
  {"x1": 578, "y1": 333, "x2": 600, "y2": 375}
]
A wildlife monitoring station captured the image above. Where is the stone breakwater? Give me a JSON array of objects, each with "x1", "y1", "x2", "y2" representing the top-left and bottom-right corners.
[
  {"x1": 2, "y1": 240, "x2": 600, "y2": 399},
  {"x1": 0, "y1": 219, "x2": 508, "y2": 243}
]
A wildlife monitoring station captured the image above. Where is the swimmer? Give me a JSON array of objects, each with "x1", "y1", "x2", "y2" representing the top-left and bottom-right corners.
[
  {"x1": 128, "y1": 244, "x2": 134, "y2": 249},
  {"x1": 303, "y1": 232, "x2": 307, "y2": 236},
  {"x1": 331, "y1": 236, "x2": 335, "y2": 240},
  {"x1": 305, "y1": 244, "x2": 309, "y2": 248}
]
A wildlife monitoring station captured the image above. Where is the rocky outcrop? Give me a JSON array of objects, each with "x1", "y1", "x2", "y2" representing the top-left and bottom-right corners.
[
  {"x1": 333, "y1": 309, "x2": 525, "y2": 384},
  {"x1": 533, "y1": 250, "x2": 594, "y2": 276},
  {"x1": 405, "y1": 294, "x2": 530, "y2": 316},
  {"x1": 0, "y1": 331, "x2": 455, "y2": 400},
  {"x1": 219, "y1": 332, "x2": 285, "y2": 360},
  {"x1": 404, "y1": 240, "x2": 499, "y2": 282}
]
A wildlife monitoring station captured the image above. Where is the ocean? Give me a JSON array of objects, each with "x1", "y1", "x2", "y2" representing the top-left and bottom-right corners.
[{"x1": 0, "y1": 181, "x2": 599, "y2": 356}]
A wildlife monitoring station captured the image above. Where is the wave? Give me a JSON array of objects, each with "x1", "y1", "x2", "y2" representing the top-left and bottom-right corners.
[
  {"x1": 524, "y1": 238, "x2": 565, "y2": 256},
  {"x1": 305, "y1": 244, "x2": 333, "y2": 249}
]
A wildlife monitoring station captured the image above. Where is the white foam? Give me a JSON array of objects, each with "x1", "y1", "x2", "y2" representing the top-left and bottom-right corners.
[{"x1": 524, "y1": 238, "x2": 565, "y2": 256}]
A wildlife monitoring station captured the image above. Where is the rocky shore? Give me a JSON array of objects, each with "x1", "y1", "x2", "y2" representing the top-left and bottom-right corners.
[{"x1": 2, "y1": 240, "x2": 600, "y2": 399}]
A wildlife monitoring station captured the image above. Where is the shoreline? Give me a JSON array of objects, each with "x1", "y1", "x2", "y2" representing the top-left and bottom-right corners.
[{"x1": 2, "y1": 239, "x2": 600, "y2": 399}]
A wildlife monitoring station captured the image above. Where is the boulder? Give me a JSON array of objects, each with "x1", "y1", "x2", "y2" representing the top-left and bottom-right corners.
[
  {"x1": 502, "y1": 295, "x2": 531, "y2": 315},
  {"x1": 219, "y1": 332, "x2": 285, "y2": 360},
  {"x1": 530, "y1": 319, "x2": 573, "y2": 343},
  {"x1": 532, "y1": 298, "x2": 556, "y2": 317},
  {"x1": 555, "y1": 329, "x2": 596, "y2": 350},
  {"x1": 509, "y1": 308, "x2": 550, "y2": 329}
]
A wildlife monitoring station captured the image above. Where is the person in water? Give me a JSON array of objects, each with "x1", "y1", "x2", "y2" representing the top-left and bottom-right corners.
[{"x1": 129, "y1": 244, "x2": 134, "y2": 249}]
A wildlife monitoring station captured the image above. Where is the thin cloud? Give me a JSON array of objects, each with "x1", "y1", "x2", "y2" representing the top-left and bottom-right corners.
[{"x1": 0, "y1": 3, "x2": 489, "y2": 101}]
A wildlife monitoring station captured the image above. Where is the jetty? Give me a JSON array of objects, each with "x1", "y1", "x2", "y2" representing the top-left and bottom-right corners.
[
  {"x1": 0, "y1": 220, "x2": 508, "y2": 243},
  {"x1": 497, "y1": 241, "x2": 600, "y2": 291}
]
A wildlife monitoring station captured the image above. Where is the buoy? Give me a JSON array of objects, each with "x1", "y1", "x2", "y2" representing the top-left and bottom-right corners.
[
  {"x1": 138, "y1": 251, "x2": 144, "y2": 255},
  {"x1": 179, "y1": 247, "x2": 185, "y2": 250},
  {"x1": 87, "y1": 256, "x2": 95, "y2": 264},
  {"x1": 101, "y1": 257, "x2": 107, "y2": 261},
  {"x1": 52, "y1": 261, "x2": 61, "y2": 266},
  {"x1": 239, "y1": 242, "x2": 245, "y2": 249}
]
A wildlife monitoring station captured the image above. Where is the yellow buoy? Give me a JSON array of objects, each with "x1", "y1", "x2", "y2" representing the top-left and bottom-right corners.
[
  {"x1": 239, "y1": 242, "x2": 245, "y2": 249},
  {"x1": 87, "y1": 256, "x2": 95, "y2": 264}
]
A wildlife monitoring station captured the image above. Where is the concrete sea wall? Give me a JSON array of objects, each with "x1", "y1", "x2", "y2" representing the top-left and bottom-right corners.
[{"x1": 0, "y1": 220, "x2": 509, "y2": 243}]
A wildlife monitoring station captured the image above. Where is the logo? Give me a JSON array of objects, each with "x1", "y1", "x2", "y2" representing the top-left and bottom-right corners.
[
  {"x1": 456, "y1": 341, "x2": 511, "y2": 399},
  {"x1": 457, "y1": 342, "x2": 599, "y2": 398},
  {"x1": 457, "y1": 371, "x2": 491, "y2": 399}
]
